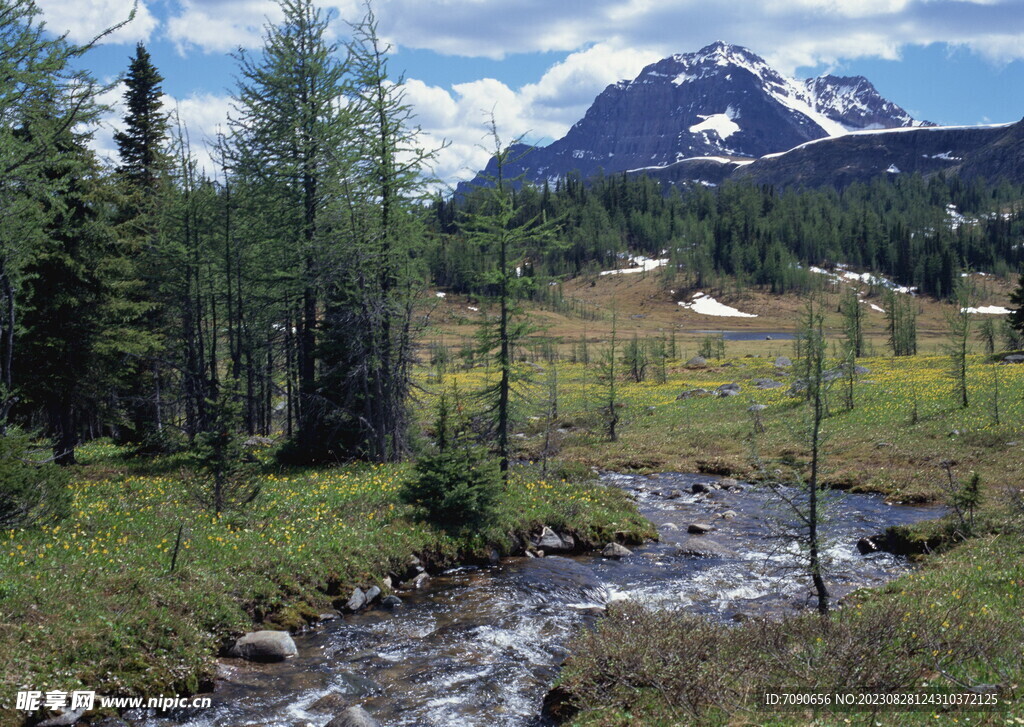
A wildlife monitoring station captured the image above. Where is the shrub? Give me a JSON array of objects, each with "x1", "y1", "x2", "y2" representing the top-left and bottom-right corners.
[
  {"x1": 0, "y1": 428, "x2": 70, "y2": 529},
  {"x1": 402, "y1": 390, "x2": 502, "y2": 535}
]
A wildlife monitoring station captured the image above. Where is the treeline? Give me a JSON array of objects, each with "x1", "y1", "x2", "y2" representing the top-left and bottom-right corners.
[
  {"x1": 431, "y1": 169, "x2": 1024, "y2": 300},
  {"x1": 0, "y1": 0, "x2": 432, "y2": 472}
]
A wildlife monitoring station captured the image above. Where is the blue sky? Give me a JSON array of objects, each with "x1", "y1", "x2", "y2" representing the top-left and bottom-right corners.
[{"x1": 37, "y1": 0, "x2": 1024, "y2": 185}]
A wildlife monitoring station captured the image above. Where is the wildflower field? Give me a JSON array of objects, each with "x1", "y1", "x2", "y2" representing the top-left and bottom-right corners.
[
  {"x1": 0, "y1": 444, "x2": 651, "y2": 725},
  {"x1": 426, "y1": 352, "x2": 1024, "y2": 503}
]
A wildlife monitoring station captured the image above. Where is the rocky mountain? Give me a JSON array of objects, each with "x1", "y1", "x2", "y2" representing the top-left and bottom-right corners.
[
  {"x1": 636, "y1": 119, "x2": 1024, "y2": 189},
  {"x1": 463, "y1": 41, "x2": 928, "y2": 190}
]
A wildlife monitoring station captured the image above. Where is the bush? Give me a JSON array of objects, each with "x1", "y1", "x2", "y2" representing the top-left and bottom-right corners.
[{"x1": 0, "y1": 429, "x2": 70, "y2": 529}]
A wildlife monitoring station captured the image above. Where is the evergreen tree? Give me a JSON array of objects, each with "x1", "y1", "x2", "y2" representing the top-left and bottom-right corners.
[
  {"x1": 460, "y1": 122, "x2": 556, "y2": 475},
  {"x1": 1010, "y1": 272, "x2": 1024, "y2": 338}
]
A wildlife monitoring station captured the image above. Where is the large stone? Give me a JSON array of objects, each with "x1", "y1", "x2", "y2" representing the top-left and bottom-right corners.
[
  {"x1": 228, "y1": 630, "x2": 298, "y2": 662},
  {"x1": 691, "y1": 482, "x2": 711, "y2": 494},
  {"x1": 677, "y1": 388, "x2": 712, "y2": 400},
  {"x1": 1003, "y1": 354, "x2": 1024, "y2": 364},
  {"x1": 380, "y1": 595, "x2": 403, "y2": 609},
  {"x1": 532, "y1": 526, "x2": 575, "y2": 553},
  {"x1": 602, "y1": 542, "x2": 634, "y2": 559},
  {"x1": 754, "y1": 379, "x2": 783, "y2": 389},
  {"x1": 687, "y1": 523, "x2": 713, "y2": 534},
  {"x1": 774, "y1": 356, "x2": 792, "y2": 368},
  {"x1": 38, "y1": 710, "x2": 86, "y2": 727},
  {"x1": 686, "y1": 355, "x2": 708, "y2": 367},
  {"x1": 363, "y1": 586, "x2": 382, "y2": 606},
  {"x1": 716, "y1": 382, "x2": 741, "y2": 396},
  {"x1": 674, "y1": 539, "x2": 734, "y2": 558},
  {"x1": 345, "y1": 587, "x2": 367, "y2": 612},
  {"x1": 325, "y1": 706, "x2": 380, "y2": 727}
]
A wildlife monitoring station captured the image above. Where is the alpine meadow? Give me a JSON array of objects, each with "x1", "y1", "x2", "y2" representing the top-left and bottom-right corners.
[{"x1": 1, "y1": 1, "x2": 1024, "y2": 726}]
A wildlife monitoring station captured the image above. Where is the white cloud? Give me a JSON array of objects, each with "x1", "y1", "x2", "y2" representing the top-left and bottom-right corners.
[
  {"x1": 167, "y1": 0, "x2": 281, "y2": 54},
  {"x1": 36, "y1": 0, "x2": 158, "y2": 45},
  {"x1": 403, "y1": 42, "x2": 659, "y2": 184}
]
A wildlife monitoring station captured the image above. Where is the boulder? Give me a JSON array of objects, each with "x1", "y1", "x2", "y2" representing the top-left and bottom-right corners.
[
  {"x1": 345, "y1": 587, "x2": 367, "y2": 612},
  {"x1": 687, "y1": 523, "x2": 713, "y2": 534},
  {"x1": 243, "y1": 435, "x2": 274, "y2": 448},
  {"x1": 408, "y1": 572, "x2": 431, "y2": 589},
  {"x1": 228, "y1": 630, "x2": 298, "y2": 662},
  {"x1": 602, "y1": 542, "x2": 634, "y2": 559},
  {"x1": 325, "y1": 706, "x2": 380, "y2": 727},
  {"x1": 857, "y1": 536, "x2": 882, "y2": 555},
  {"x1": 674, "y1": 539, "x2": 734, "y2": 558},
  {"x1": 532, "y1": 526, "x2": 575, "y2": 552},
  {"x1": 1003, "y1": 354, "x2": 1024, "y2": 364},
  {"x1": 720, "y1": 510, "x2": 738, "y2": 519},
  {"x1": 719, "y1": 478, "x2": 740, "y2": 489},
  {"x1": 380, "y1": 595, "x2": 403, "y2": 609},
  {"x1": 37, "y1": 710, "x2": 86, "y2": 727},
  {"x1": 716, "y1": 382, "x2": 741, "y2": 397},
  {"x1": 754, "y1": 379, "x2": 783, "y2": 389},
  {"x1": 747, "y1": 404, "x2": 766, "y2": 413},
  {"x1": 774, "y1": 356, "x2": 792, "y2": 368},
  {"x1": 686, "y1": 355, "x2": 708, "y2": 367},
  {"x1": 364, "y1": 586, "x2": 381, "y2": 605},
  {"x1": 691, "y1": 482, "x2": 711, "y2": 494}
]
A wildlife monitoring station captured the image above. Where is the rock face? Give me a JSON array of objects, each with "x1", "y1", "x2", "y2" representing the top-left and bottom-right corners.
[
  {"x1": 228, "y1": 630, "x2": 298, "y2": 662},
  {"x1": 325, "y1": 706, "x2": 380, "y2": 727},
  {"x1": 461, "y1": 41, "x2": 925, "y2": 191}
]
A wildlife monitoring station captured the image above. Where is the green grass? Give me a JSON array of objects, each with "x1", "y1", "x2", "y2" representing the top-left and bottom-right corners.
[
  {"x1": 433, "y1": 352, "x2": 1024, "y2": 503},
  {"x1": 558, "y1": 534, "x2": 1024, "y2": 726},
  {"x1": 0, "y1": 441, "x2": 652, "y2": 726}
]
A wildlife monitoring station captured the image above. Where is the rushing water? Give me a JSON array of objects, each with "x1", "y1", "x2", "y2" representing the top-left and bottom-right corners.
[{"x1": 132, "y1": 473, "x2": 944, "y2": 727}]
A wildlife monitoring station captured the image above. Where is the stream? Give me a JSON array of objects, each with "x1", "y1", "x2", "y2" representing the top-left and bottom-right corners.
[{"x1": 132, "y1": 472, "x2": 945, "y2": 727}]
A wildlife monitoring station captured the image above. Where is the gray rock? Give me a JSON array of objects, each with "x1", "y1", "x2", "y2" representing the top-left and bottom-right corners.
[
  {"x1": 318, "y1": 611, "x2": 340, "y2": 622},
  {"x1": 1003, "y1": 354, "x2": 1024, "y2": 364},
  {"x1": 380, "y1": 595, "x2": 403, "y2": 609},
  {"x1": 345, "y1": 587, "x2": 367, "y2": 612},
  {"x1": 774, "y1": 356, "x2": 792, "y2": 368},
  {"x1": 716, "y1": 382, "x2": 741, "y2": 396},
  {"x1": 748, "y1": 404, "x2": 767, "y2": 412},
  {"x1": 38, "y1": 710, "x2": 86, "y2": 727},
  {"x1": 674, "y1": 539, "x2": 734, "y2": 558},
  {"x1": 602, "y1": 542, "x2": 634, "y2": 558},
  {"x1": 667, "y1": 489, "x2": 685, "y2": 499},
  {"x1": 754, "y1": 379, "x2": 783, "y2": 389},
  {"x1": 686, "y1": 355, "x2": 708, "y2": 367},
  {"x1": 720, "y1": 510, "x2": 738, "y2": 519},
  {"x1": 325, "y1": 706, "x2": 380, "y2": 727},
  {"x1": 363, "y1": 586, "x2": 381, "y2": 605},
  {"x1": 691, "y1": 482, "x2": 711, "y2": 494},
  {"x1": 243, "y1": 436, "x2": 274, "y2": 448},
  {"x1": 228, "y1": 630, "x2": 298, "y2": 662},
  {"x1": 409, "y1": 572, "x2": 431, "y2": 589},
  {"x1": 532, "y1": 526, "x2": 575, "y2": 552},
  {"x1": 687, "y1": 523, "x2": 713, "y2": 534},
  {"x1": 659, "y1": 522, "x2": 679, "y2": 531},
  {"x1": 719, "y1": 478, "x2": 740, "y2": 489},
  {"x1": 676, "y1": 387, "x2": 712, "y2": 400}
]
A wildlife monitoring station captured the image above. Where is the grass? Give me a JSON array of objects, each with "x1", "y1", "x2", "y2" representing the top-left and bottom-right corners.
[
  {"x1": 557, "y1": 533, "x2": 1024, "y2": 726},
  {"x1": 0, "y1": 441, "x2": 653, "y2": 727},
  {"x1": 429, "y1": 352, "x2": 1024, "y2": 503}
]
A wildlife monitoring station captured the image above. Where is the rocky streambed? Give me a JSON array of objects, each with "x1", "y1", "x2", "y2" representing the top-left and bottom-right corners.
[{"x1": 129, "y1": 472, "x2": 944, "y2": 727}]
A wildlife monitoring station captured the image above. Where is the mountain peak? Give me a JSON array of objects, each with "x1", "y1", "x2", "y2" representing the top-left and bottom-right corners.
[{"x1": 463, "y1": 43, "x2": 927, "y2": 190}]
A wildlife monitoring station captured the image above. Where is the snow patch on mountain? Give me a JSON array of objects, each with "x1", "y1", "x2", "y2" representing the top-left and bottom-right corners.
[
  {"x1": 689, "y1": 107, "x2": 740, "y2": 139},
  {"x1": 678, "y1": 292, "x2": 757, "y2": 318}
]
